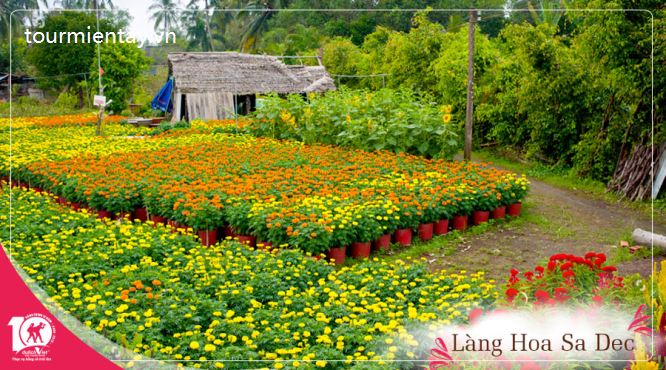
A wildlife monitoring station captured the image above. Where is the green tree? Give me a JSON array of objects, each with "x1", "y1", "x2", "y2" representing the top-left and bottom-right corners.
[
  {"x1": 0, "y1": 0, "x2": 45, "y2": 41},
  {"x1": 90, "y1": 41, "x2": 151, "y2": 113},
  {"x1": 149, "y1": 0, "x2": 181, "y2": 34},
  {"x1": 0, "y1": 38, "x2": 28, "y2": 73},
  {"x1": 237, "y1": 0, "x2": 291, "y2": 51},
  {"x1": 26, "y1": 12, "x2": 116, "y2": 104}
]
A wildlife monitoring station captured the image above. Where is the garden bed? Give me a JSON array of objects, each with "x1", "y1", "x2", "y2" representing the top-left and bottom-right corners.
[
  {"x1": 2, "y1": 188, "x2": 497, "y2": 369},
  {"x1": 8, "y1": 120, "x2": 529, "y2": 260}
]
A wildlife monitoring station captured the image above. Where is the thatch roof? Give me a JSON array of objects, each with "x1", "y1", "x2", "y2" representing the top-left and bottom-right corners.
[{"x1": 168, "y1": 52, "x2": 336, "y2": 95}]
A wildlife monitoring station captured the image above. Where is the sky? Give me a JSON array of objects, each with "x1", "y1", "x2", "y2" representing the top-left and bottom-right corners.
[{"x1": 44, "y1": 0, "x2": 196, "y2": 37}]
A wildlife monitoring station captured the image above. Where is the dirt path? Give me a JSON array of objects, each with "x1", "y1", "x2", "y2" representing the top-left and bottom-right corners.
[{"x1": 422, "y1": 163, "x2": 665, "y2": 282}]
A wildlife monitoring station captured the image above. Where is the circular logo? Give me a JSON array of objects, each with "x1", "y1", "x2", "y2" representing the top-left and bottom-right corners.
[{"x1": 18, "y1": 313, "x2": 55, "y2": 347}]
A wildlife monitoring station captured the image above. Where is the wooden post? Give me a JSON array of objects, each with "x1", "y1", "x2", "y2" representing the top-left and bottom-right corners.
[{"x1": 464, "y1": 9, "x2": 477, "y2": 161}]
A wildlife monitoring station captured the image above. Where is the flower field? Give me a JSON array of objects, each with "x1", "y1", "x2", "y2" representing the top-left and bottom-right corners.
[
  {"x1": 2, "y1": 188, "x2": 497, "y2": 369},
  {"x1": 4, "y1": 114, "x2": 530, "y2": 258}
]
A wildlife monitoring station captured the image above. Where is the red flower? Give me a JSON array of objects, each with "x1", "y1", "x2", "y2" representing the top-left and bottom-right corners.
[
  {"x1": 592, "y1": 295, "x2": 603, "y2": 306},
  {"x1": 535, "y1": 290, "x2": 550, "y2": 304},
  {"x1": 597, "y1": 253, "x2": 607, "y2": 262},
  {"x1": 547, "y1": 261, "x2": 557, "y2": 272},
  {"x1": 521, "y1": 364, "x2": 541, "y2": 370},
  {"x1": 602, "y1": 266, "x2": 617, "y2": 272},
  {"x1": 594, "y1": 258, "x2": 604, "y2": 268},
  {"x1": 560, "y1": 262, "x2": 573, "y2": 271},
  {"x1": 535, "y1": 266, "x2": 544, "y2": 275},
  {"x1": 584, "y1": 252, "x2": 597, "y2": 260},
  {"x1": 469, "y1": 308, "x2": 484, "y2": 324},
  {"x1": 510, "y1": 269, "x2": 519, "y2": 276},
  {"x1": 550, "y1": 254, "x2": 566, "y2": 261},
  {"x1": 524, "y1": 271, "x2": 534, "y2": 280},
  {"x1": 506, "y1": 288, "x2": 519, "y2": 303},
  {"x1": 562, "y1": 270, "x2": 575, "y2": 279},
  {"x1": 572, "y1": 257, "x2": 585, "y2": 264},
  {"x1": 554, "y1": 287, "x2": 569, "y2": 303},
  {"x1": 494, "y1": 355, "x2": 513, "y2": 370}
]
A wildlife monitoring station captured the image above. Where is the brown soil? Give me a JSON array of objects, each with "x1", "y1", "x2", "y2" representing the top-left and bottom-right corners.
[{"x1": 422, "y1": 164, "x2": 666, "y2": 283}]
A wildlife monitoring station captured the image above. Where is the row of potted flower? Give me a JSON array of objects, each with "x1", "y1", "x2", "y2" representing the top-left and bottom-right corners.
[{"x1": 10, "y1": 178, "x2": 525, "y2": 265}]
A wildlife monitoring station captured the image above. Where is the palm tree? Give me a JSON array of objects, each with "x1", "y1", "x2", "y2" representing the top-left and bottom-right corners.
[
  {"x1": 54, "y1": 0, "x2": 115, "y2": 9},
  {"x1": 527, "y1": 0, "x2": 566, "y2": 28},
  {"x1": 237, "y1": 0, "x2": 291, "y2": 51},
  {"x1": 1, "y1": 0, "x2": 46, "y2": 41},
  {"x1": 182, "y1": 3, "x2": 224, "y2": 51},
  {"x1": 149, "y1": 0, "x2": 181, "y2": 34}
]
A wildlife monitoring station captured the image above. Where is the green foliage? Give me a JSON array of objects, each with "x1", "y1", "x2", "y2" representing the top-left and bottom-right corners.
[
  {"x1": 250, "y1": 87, "x2": 459, "y2": 159},
  {"x1": 90, "y1": 42, "x2": 152, "y2": 113},
  {"x1": 0, "y1": 38, "x2": 28, "y2": 74},
  {"x1": 54, "y1": 91, "x2": 79, "y2": 110},
  {"x1": 26, "y1": 12, "x2": 116, "y2": 91}
]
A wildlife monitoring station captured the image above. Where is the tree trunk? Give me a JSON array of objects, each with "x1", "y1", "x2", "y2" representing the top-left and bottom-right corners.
[
  {"x1": 204, "y1": 0, "x2": 216, "y2": 52},
  {"x1": 632, "y1": 228, "x2": 666, "y2": 249},
  {"x1": 464, "y1": 9, "x2": 477, "y2": 161}
]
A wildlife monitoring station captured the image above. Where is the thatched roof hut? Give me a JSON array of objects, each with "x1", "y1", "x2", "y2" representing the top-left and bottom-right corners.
[{"x1": 167, "y1": 52, "x2": 336, "y2": 121}]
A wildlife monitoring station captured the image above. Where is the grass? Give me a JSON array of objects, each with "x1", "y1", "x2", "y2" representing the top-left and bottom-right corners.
[{"x1": 472, "y1": 148, "x2": 665, "y2": 222}]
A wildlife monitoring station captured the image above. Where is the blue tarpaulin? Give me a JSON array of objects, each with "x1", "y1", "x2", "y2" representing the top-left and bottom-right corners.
[{"x1": 152, "y1": 78, "x2": 173, "y2": 113}]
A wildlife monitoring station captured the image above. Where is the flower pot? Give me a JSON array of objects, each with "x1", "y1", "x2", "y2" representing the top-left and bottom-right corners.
[
  {"x1": 238, "y1": 235, "x2": 256, "y2": 248},
  {"x1": 58, "y1": 196, "x2": 67, "y2": 205},
  {"x1": 374, "y1": 234, "x2": 391, "y2": 251},
  {"x1": 326, "y1": 246, "x2": 346, "y2": 265},
  {"x1": 33, "y1": 187, "x2": 44, "y2": 193},
  {"x1": 150, "y1": 215, "x2": 166, "y2": 227},
  {"x1": 10, "y1": 181, "x2": 18, "y2": 189},
  {"x1": 507, "y1": 202, "x2": 522, "y2": 217},
  {"x1": 491, "y1": 206, "x2": 506, "y2": 219},
  {"x1": 394, "y1": 229, "x2": 412, "y2": 246},
  {"x1": 472, "y1": 211, "x2": 490, "y2": 226},
  {"x1": 418, "y1": 223, "x2": 434, "y2": 241},
  {"x1": 352, "y1": 242, "x2": 372, "y2": 259},
  {"x1": 434, "y1": 219, "x2": 449, "y2": 235},
  {"x1": 256, "y1": 241, "x2": 273, "y2": 250},
  {"x1": 71, "y1": 202, "x2": 82, "y2": 211},
  {"x1": 310, "y1": 254, "x2": 323, "y2": 261},
  {"x1": 20, "y1": 182, "x2": 29, "y2": 190},
  {"x1": 134, "y1": 208, "x2": 148, "y2": 222},
  {"x1": 198, "y1": 229, "x2": 217, "y2": 247},
  {"x1": 224, "y1": 225, "x2": 238, "y2": 238},
  {"x1": 452, "y1": 215, "x2": 468, "y2": 231},
  {"x1": 176, "y1": 222, "x2": 188, "y2": 234},
  {"x1": 97, "y1": 210, "x2": 112, "y2": 220}
]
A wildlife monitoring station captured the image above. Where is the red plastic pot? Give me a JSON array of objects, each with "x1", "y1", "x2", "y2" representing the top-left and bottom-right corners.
[
  {"x1": 310, "y1": 254, "x2": 323, "y2": 261},
  {"x1": 434, "y1": 219, "x2": 449, "y2": 235},
  {"x1": 256, "y1": 241, "x2": 273, "y2": 250},
  {"x1": 452, "y1": 215, "x2": 468, "y2": 231},
  {"x1": 10, "y1": 181, "x2": 18, "y2": 189},
  {"x1": 58, "y1": 196, "x2": 66, "y2": 205},
  {"x1": 151, "y1": 215, "x2": 166, "y2": 227},
  {"x1": 33, "y1": 187, "x2": 44, "y2": 193},
  {"x1": 97, "y1": 210, "x2": 112, "y2": 220},
  {"x1": 238, "y1": 235, "x2": 256, "y2": 248},
  {"x1": 71, "y1": 202, "x2": 82, "y2": 211},
  {"x1": 394, "y1": 229, "x2": 412, "y2": 246},
  {"x1": 418, "y1": 223, "x2": 434, "y2": 240},
  {"x1": 507, "y1": 202, "x2": 522, "y2": 217},
  {"x1": 472, "y1": 211, "x2": 490, "y2": 226},
  {"x1": 176, "y1": 222, "x2": 189, "y2": 234},
  {"x1": 198, "y1": 229, "x2": 217, "y2": 247},
  {"x1": 224, "y1": 225, "x2": 238, "y2": 238},
  {"x1": 352, "y1": 242, "x2": 371, "y2": 259},
  {"x1": 20, "y1": 182, "x2": 29, "y2": 190},
  {"x1": 134, "y1": 208, "x2": 148, "y2": 222},
  {"x1": 374, "y1": 234, "x2": 391, "y2": 251},
  {"x1": 491, "y1": 206, "x2": 506, "y2": 219},
  {"x1": 326, "y1": 246, "x2": 346, "y2": 265}
]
